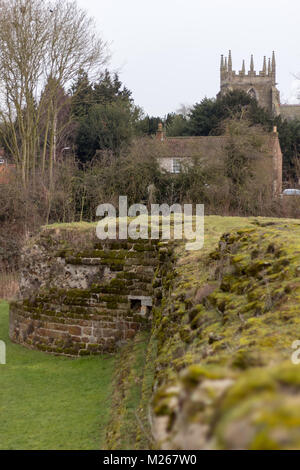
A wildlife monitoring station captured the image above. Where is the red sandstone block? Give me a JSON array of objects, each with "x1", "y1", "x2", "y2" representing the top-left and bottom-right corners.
[
  {"x1": 81, "y1": 336, "x2": 93, "y2": 343},
  {"x1": 46, "y1": 322, "x2": 69, "y2": 332},
  {"x1": 82, "y1": 327, "x2": 92, "y2": 335},
  {"x1": 125, "y1": 329, "x2": 136, "y2": 339},
  {"x1": 70, "y1": 335, "x2": 82, "y2": 342},
  {"x1": 68, "y1": 326, "x2": 81, "y2": 336},
  {"x1": 77, "y1": 320, "x2": 90, "y2": 326},
  {"x1": 37, "y1": 328, "x2": 69, "y2": 339},
  {"x1": 36, "y1": 328, "x2": 48, "y2": 336}
]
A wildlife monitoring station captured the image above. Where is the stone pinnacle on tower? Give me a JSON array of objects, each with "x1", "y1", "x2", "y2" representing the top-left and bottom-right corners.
[
  {"x1": 241, "y1": 59, "x2": 245, "y2": 75},
  {"x1": 272, "y1": 51, "x2": 276, "y2": 82},
  {"x1": 250, "y1": 54, "x2": 254, "y2": 73},
  {"x1": 268, "y1": 58, "x2": 271, "y2": 76},
  {"x1": 228, "y1": 50, "x2": 232, "y2": 72},
  {"x1": 225, "y1": 57, "x2": 228, "y2": 71},
  {"x1": 220, "y1": 54, "x2": 224, "y2": 70},
  {"x1": 262, "y1": 56, "x2": 267, "y2": 75}
]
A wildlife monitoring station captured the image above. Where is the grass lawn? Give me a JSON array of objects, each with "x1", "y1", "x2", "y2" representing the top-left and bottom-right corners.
[
  {"x1": 104, "y1": 331, "x2": 154, "y2": 450},
  {"x1": 0, "y1": 301, "x2": 115, "y2": 450}
]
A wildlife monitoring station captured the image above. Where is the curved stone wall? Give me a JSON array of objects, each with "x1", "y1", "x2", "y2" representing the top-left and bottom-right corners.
[{"x1": 9, "y1": 225, "x2": 163, "y2": 356}]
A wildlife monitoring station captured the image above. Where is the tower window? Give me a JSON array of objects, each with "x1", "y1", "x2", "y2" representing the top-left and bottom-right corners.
[{"x1": 248, "y1": 88, "x2": 257, "y2": 100}]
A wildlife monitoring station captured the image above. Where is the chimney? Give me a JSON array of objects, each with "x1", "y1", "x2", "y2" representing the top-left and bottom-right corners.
[{"x1": 156, "y1": 122, "x2": 164, "y2": 142}]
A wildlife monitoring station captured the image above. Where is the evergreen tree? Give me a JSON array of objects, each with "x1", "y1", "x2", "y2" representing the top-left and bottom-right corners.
[
  {"x1": 76, "y1": 101, "x2": 133, "y2": 164},
  {"x1": 70, "y1": 69, "x2": 93, "y2": 119},
  {"x1": 71, "y1": 69, "x2": 139, "y2": 163},
  {"x1": 92, "y1": 70, "x2": 132, "y2": 105},
  {"x1": 188, "y1": 90, "x2": 256, "y2": 135},
  {"x1": 166, "y1": 113, "x2": 190, "y2": 136}
]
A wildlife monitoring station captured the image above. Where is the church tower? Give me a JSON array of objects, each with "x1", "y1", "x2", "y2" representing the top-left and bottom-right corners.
[{"x1": 219, "y1": 51, "x2": 280, "y2": 115}]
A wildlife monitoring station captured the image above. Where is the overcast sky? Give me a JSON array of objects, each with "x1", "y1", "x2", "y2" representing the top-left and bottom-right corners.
[{"x1": 77, "y1": 0, "x2": 300, "y2": 117}]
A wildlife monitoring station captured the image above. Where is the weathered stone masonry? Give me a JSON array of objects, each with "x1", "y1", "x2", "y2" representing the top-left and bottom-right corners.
[{"x1": 9, "y1": 225, "x2": 168, "y2": 357}]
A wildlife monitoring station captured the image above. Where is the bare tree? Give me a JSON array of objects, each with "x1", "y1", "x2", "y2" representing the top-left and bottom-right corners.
[{"x1": 0, "y1": 0, "x2": 108, "y2": 187}]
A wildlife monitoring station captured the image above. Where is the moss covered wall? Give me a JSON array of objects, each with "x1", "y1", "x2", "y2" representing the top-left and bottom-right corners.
[
  {"x1": 9, "y1": 225, "x2": 166, "y2": 357},
  {"x1": 149, "y1": 217, "x2": 300, "y2": 450}
]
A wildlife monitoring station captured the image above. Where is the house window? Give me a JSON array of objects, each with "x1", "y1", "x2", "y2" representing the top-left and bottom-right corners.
[{"x1": 172, "y1": 158, "x2": 181, "y2": 174}]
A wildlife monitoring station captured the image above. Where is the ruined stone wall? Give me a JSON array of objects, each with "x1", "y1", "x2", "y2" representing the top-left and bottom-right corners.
[
  {"x1": 150, "y1": 220, "x2": 300, "y2": 449},
  {"x1": 9, "y1": 225, "x2": 164, "y2": 356}
]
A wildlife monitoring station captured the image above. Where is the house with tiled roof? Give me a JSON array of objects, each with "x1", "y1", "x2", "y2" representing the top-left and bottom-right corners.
[{"x1": 155, "y1": 124, "x2": 282, "y2": 195}]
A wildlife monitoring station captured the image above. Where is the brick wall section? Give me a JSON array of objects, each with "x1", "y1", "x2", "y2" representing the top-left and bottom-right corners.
[
  {"x1": 9, "y1": 227, "x2": 169, "y2": 357},
  {"x1": 271, "y1": 133, "x2": 283, "y2": 195}
]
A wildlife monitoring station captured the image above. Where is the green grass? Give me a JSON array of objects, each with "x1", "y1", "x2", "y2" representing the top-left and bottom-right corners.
[
  {"x1": 118, "y1": 332, "x2": 151, "y2": 449},
  {"x1": 104, "y1": 331, "x2": 154, "y2": 450},
  {"x1": 0, "y1": 301, "x2": 115, "y2": 450}
]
